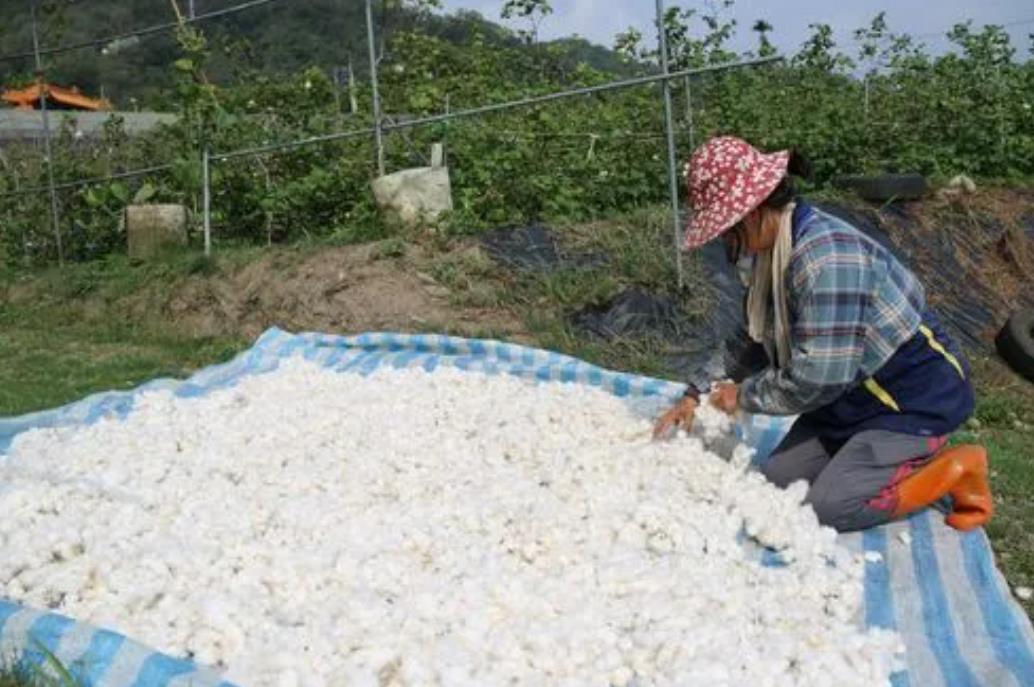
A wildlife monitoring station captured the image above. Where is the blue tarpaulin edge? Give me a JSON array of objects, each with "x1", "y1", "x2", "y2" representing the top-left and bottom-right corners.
[{"x1": 1, "y1": 328, "x2": 1032, "y2": 686}]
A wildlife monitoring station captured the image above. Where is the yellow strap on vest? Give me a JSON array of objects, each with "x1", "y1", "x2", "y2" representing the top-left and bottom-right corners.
[
  {"x1": 864, "y1": 378, "x2": 901, "y2": 412},
  {"x1": 863, "y1": 325, "x2": 964, "y2": 412},
  {"x1": 919, "y1": 325, "x2": 965, "y2": 378}
]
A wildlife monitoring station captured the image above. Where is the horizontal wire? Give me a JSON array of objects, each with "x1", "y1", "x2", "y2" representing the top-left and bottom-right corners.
[
  {"x1": 213, "y1": 56, "x2": 783, "y2": 161},
  {"x1": 0, "y1": 0, "x2": 284, "y2": 64}
]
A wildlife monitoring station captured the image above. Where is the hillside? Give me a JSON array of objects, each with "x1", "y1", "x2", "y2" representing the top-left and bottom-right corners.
[{"x1": 0, "y1": 0, "x2": 633, "y2": 108}]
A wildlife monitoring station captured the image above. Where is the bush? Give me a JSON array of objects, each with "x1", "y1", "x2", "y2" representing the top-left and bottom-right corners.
[{"x1": 1, "y1": 5, "x2": 1032, "y2": 267}]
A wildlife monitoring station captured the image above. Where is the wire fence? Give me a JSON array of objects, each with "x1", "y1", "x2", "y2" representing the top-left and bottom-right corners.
[
  {"x1": 0, "y1": 0, "x2": 783, "y2": 281},
  {"x1": 0, "y1": 0, "x2": 286, "y2": 64}
]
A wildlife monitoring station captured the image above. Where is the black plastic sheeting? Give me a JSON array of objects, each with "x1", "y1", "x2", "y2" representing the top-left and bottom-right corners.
[
  {"x1": 1023, "y1": 214, "x2": 1034, "y2": 241},
  {"x1": 569, "y1": 236, "x2": 764, "y2": 391},
  {"x1": 571, "y1": 288, "x2": 687, "y2": 341},
  {"x1": 820, "y1": 203, "x2": 1033, "y2": 353},
  {"x1": 663, "y1": 238, "x2": 766, "y2": 389},
  {"x1": 481, "y1": 224, "x2": 607, "y2": 272}
]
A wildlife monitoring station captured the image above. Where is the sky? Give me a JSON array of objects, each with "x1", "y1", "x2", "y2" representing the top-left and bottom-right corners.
[{"x1": 438, "y1": 0, "x2": 1034, "y2": 58}]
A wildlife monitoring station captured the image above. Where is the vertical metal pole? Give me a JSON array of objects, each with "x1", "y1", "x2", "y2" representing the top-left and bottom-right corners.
[
  {"x1": 332, "y1": 67, "x2": 343, "y2": 130},
  {"x1": 365, "y1": 0, "x2": 386, "y2": 177},
  {"x1": 996, "y1": 64, "x2": 1006, "y2": 163},
  {"x1": 684, "y1": 75, "x2": 695, "y2": 153},
  {"x1": 347, "y1": 57, "x2": 358, "y2": 115},
  {"x1": 656, "y1": 0, "x2": 684, "y2": 289},
  {"x1": 30, "y1": 0, "x2": 63, "y2": 265},
  {"x1": 188, "y1": 0, "x2": 196, "y2": 19},
  {"x1": 202, "y1": 148, "x2": 211, "y2": 256},
  {"x1": 444, "y1": 93, "x2": 450, "y2": 166},
  {"x1": 684, "y1": 76, "x2": 691, "y2": 121},
  {"x1": 863, "y1": 77, "x2": 870, "y2": 122}
]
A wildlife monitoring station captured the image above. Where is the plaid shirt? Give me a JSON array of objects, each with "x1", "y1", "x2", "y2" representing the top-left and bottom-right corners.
[{"x1": 739, "y1": 204, "x2": 926, "y2": 416}]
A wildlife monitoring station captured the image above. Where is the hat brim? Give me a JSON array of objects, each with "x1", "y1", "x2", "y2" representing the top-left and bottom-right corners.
[{"x1": 682, "y1": 149, "x2": 790, "y2": 251}]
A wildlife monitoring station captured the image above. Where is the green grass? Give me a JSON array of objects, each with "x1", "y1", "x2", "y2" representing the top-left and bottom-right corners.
[
  {"x1": 515, "y1": 208, "x2": 715, "y2": 379},
  {"x1": 983, "y1": 430, "x2": 1034, "y2": 616},
  {"x1": 0, "y1": 250, "x2": 246, "y2": 417},
  {"x1": 0, "y1": 656, "x2": 74, "y2": 687},
  {"x1": 0, "y1": 306, "x2": 243, "y2": 416},
  {"x1": 954, "y1": 383, "x2": 1034, "y2": 618},
  {"x1": 0, "y1": 671, "x2": 35, "y2": 687}
]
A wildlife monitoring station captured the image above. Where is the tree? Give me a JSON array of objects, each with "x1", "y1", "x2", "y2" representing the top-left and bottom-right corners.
[
  {"x1": 613, "y1": 1, "x2": 737, "y2": 70},
  {"x1": 794, "y1": 23, "x2": 854, "y2": 73},
  {"x1": 948, "y1": 22, "x2": 1015, "y2": 66},
  {"x1": 854, "y1": 12, "x2": 926, "y2": 75},
  {"x1": 381, "y1": 0, "x2": 443, "y2": 36},
  {"x1": 613, "y1": 27, "x2": 644, "y2": 63},
  {"x1": 501, "y1": 0, "x2": 553, "y2": 45},
  {"x1": 752, "y1": 20, "x2": 775, "y2": 58}
]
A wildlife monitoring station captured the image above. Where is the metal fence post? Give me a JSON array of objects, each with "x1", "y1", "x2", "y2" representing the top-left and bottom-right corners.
[
  {"x1": 684, "y1": 75, "x2": 695, "y2": 153},
  {"x1": 348, "y1": 56, "x2": 358, "y2": 115},
  {"x1": 863, "y1": 76, "x2": 870, "y2": 122},
  {"x1": 30, "y1": 0, "x2": 63, "y2": 265},
  {"x1": 444, "y1": 93, "x2": 450, "y2": 166},
  {"x1": 996, "y1": 63, "x2": 1006, "y2": 164},
  {"x1": 655, "y1": 0, "x2": 684, "y2": 289},
  {"x1": 365, "y1": 0, "x2": 386, "y2": 177},
  {"x1": 202, "y1": 147, "x2": 211, "y2": 256}
]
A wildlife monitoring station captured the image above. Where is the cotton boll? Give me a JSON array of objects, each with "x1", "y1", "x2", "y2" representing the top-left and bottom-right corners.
[
  {"x1": 273, "y1": 670, "x2": 299, "y2": 687},
  {"x1": 729, "y1": 443, "x2": 756, "y2": 470},
  {"x1": 0, "y1": 359, "x2": 900, "y2": 686}
]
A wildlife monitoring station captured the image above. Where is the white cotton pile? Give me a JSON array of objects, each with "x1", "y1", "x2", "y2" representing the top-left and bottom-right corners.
[{"x1": 0, "y1": 359, "x2": 903, "y2": 686}]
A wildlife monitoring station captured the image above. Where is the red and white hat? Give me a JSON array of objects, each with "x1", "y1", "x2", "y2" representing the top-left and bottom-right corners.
[{"x1": 683, "y1": 136, "x2": 790, "y2": 250}]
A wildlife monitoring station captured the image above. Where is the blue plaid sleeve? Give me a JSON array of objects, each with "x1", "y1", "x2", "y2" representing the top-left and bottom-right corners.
[{"x1": 739, "y1": 232, "x2": 873, "y2": 416}]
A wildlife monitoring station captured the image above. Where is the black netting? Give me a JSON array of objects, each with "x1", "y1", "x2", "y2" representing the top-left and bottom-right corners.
[{"x1": 481, "y1": 224, "x2": 608, "y2": 273}]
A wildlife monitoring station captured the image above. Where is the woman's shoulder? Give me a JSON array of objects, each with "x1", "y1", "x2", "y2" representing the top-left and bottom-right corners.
[
  {"x1": 789, "y1": 204, "x2": 885, "y2": 286},
  {"x1": 793, "y1": 203, "x2": 870, "y2": 255},
  {"x1": 799, "y1": 203, "x2": 910, "y2": 267}
]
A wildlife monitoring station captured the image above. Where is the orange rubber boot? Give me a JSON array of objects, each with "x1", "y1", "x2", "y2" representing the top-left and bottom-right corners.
[
  {"x1": 944, "y1": 445, "x2": 994, "y2": 531},
  {"x1": 891, "y1": 445, "x2": 993, "y2": 531}
]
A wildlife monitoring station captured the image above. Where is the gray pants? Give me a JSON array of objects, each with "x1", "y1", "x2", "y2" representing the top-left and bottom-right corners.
[{"x1": 761, "y1": 423, "x2": 948, "y2": 532}]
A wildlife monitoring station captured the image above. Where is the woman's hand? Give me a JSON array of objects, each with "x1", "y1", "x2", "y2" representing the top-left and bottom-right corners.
[
  {"x1": 710, "y1": 382, "x2": 739, "y2": 415},
  {"x1": 652, "y1": 396, "x2": 699, "y2": 440}
]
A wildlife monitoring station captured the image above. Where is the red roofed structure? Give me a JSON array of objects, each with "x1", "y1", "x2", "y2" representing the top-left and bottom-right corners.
[{"x1": 2, "y1": 82, "x2": 112, "y2": 112}]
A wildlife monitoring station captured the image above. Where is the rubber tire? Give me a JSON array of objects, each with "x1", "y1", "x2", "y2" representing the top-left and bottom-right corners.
[
  {"x1": 995, "y1": 309, "x2": 1034, "y2": 383},
  {"x1": 833, "y1": 174, "x2": 927, "y2": 202}
]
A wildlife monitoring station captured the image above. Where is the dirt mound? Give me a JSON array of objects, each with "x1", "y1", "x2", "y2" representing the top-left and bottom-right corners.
[
  {"x1": 124, "y1": 243, "x2": 524, "y2": 341},
  {"x1": 2, "y1": 187, "x2": 1030, "y2": 380}
]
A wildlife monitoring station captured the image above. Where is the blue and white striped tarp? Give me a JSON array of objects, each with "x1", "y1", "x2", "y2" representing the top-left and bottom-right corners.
[{"x1": 1, "y1": 328, "x2": 1032, "y2": 687}]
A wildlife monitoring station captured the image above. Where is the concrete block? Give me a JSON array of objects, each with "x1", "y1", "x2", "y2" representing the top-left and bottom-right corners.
[
  {"x1": 371, "y1": 166, "x2": 453, "y2": 228},
  {"x1": 126, "y1": 204, "x2": 188, "y2": 259}
]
